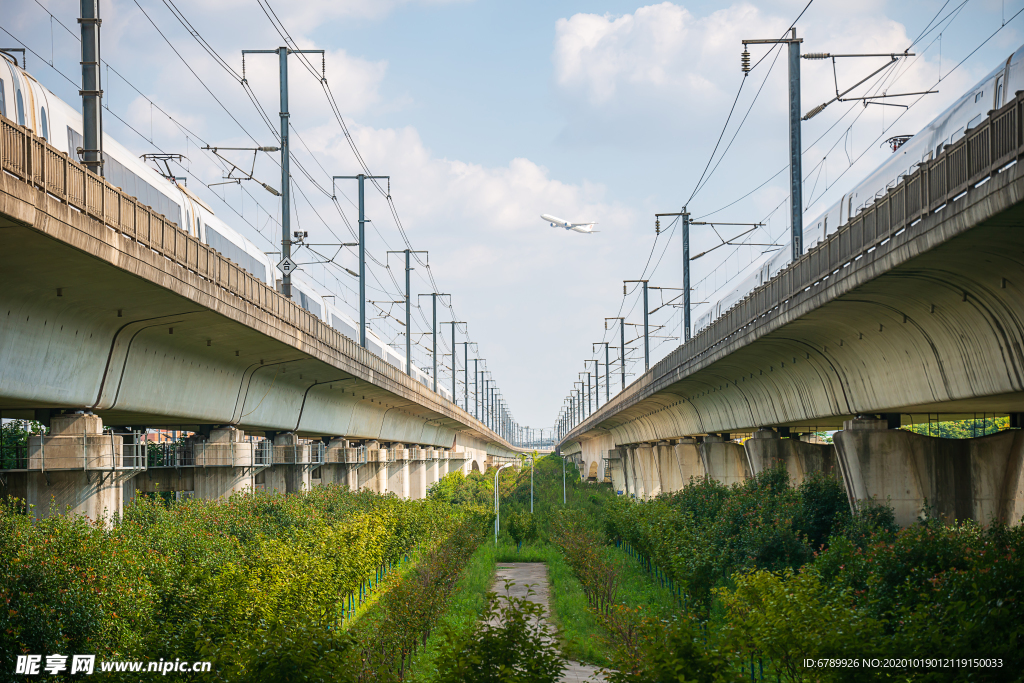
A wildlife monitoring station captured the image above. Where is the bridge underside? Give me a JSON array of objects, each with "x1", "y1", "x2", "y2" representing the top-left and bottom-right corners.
[
  {"x1": 561, "y1": 154, "x2": 1024, "y2": 527},
  {"x1": 572, "y1": 182, "x2": 1024, "y2": 447},
  {"x1": 0, "y1": 173, "x2": 509, "y2": 456}
]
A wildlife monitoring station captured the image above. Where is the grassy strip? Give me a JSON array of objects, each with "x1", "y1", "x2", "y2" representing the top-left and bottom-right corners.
[
  {"x1": 405, "y1": 541, "x2": 497, "y2": 682},
  {"x1": 604, "y1": 542, "x2": 679, "y2": 619},
  {"x1": 493, "y1": 540, "x2": 608, "y2": 666}
]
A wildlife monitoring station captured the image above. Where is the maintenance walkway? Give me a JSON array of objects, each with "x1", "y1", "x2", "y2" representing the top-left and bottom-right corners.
[{"x1": 493, "y1": 562, "x2": 605, "y2": 683}]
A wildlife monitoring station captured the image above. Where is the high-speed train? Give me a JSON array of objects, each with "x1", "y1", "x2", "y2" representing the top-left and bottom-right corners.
[
  {"x1": 693, "y1": 43, "x2": 1024, "y2": 334},
  {"x1": 0, "y1": 52, "x2": 454, "y2": 403}
]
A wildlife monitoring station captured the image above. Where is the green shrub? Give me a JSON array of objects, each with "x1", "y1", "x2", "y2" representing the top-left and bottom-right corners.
[{"x1": 433, "y1": 580, "x2": 565, "y2": 683}]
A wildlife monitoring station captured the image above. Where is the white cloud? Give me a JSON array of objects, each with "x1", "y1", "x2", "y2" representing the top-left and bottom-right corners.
[{"x1": 554, "y1": 2, "x2": 783, "y2": 106}]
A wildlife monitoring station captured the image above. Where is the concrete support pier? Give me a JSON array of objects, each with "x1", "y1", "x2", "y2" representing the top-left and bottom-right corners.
[
  {"x1": 744, "y1": 428, "x2": 836, "y2": 484},
  {"x1": 7, "y1": 412, "x2": 135, "y2": 520},
  {"x1": 672, "y1": 438, "x2": 705, "y2": 484},
  {"x1": 699, "y1": 435, "x2": 750, "y2": 486},
  {"x1": 834, "y1": 417, "x2": 1024, "y2": 527},
  {"x1": 386, "y1": 445, "x2": 409, "y2": 498}
]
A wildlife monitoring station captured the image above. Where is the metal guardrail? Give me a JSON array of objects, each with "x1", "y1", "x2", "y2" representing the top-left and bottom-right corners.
[
  {"x1": 255, "y1": 440, "x2": 273, "y2": 466},
  {"x1": 563, "y1": 90, "x2": 1024, "y2": 441},
  {"x1": 0, "y1": 431, "x2": 147, "y2": 472},
  {"x1": 344, "y1": 447, "x2": 367, "y2": 465}
]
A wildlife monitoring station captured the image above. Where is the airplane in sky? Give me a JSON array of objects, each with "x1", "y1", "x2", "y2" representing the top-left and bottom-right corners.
[{"x1": 541, "y1": 214, "x2": 598, "y2": 234}]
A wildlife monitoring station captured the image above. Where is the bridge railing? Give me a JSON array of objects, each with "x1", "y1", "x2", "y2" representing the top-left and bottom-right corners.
[
  {"x1": 571, "y1": 90, "x2": 1024, "y2": 436},
  {"x1": 672, "y1": 92, "x2": 1023, "y2": 377},
  {"x1": 0, "y1": 115, "x2": 484, "y2": 424}
]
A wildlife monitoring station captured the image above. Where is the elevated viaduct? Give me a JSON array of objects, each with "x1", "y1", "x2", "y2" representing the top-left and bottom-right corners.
[
  {"x1": 560, "y1": 92, "x2": 1024, "y2": 527},
  {"x1": 0, "y1": 116, "x2": 520, "y2": 520}
]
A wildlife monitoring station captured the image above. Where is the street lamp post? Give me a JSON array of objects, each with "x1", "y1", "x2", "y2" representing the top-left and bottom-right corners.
[
  {"x1": 530, "y1": 452, "x2": 534, "y2": 513},
  {"x1": 562, "y1": 453, "x2": 566, "y2": 505},
  {"x1": 494, "y1": 462, "x2": 514, "y2": 545}
]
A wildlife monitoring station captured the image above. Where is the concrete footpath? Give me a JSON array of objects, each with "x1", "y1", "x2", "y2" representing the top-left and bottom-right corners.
[{"x1": 493, "y1": 562, "x2": 606, "y2": 683}]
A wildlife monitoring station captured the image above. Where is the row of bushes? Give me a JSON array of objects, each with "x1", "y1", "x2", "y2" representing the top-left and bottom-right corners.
[
  {"x1": 0, "y1": 484, "x2": 489, "y2": 682},
  {"x1": 589, "y1": 466, "x2": 1024, "y2": 681},
  {"x1": 602, "y1": 468, "x2": 859, "y2": 610}
]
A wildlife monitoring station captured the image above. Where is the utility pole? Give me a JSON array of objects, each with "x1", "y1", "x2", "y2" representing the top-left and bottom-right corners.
[
  {"x1": 484, "y1": 378, "x2": 492, "y2": 428},
  {"x1": 389, "y1": 248, "x2": 425, "y2": 374},
  {"x1": 594, "y1": 342, "x2": 609, "y2": 402},
  {"x1": 79, "y1": 0, "x2": 103, "y2": 177},
  {"x1": 491, "y1": 387, "x2": 497, "y2": 431},
  {"x1": 456, "y1": 341, "x2": 472, "y2": 411},
  {"x1": 654, "y1": 213, "x2": 764, "y2": 341},
  {"x1": 583, "y1": 368, "x2": 591, "y2": 413},
  {"x1": 606, "y1": 317, "x2": 626, "y2": 392},
  {"x1": 333, "y1": 174, "x2": 387, "y2": 343},
  {"x1": 417, "y1": 293, "x2": 449, "y2": 392},
  {"x1": 654, "y1": 210, "x2": 691, "y2": 340},
  {"x1": 625, "y1": 280, "x2": 650, "y2": 371},
  {"x1": 388, "y1": 249, "x2": 426, "y2": 373},
  {"x1": 243, "y1": 46, "x2": 325, "y2": 299},
  {"x1": 742, "y1": 29, "x2": 803, "y2": 261},
  {"x1": 442, "y1": 321, "x2": 465, "y2": 401},
  {"x1": 473, "y1": 359, "x2": 482, "y2": 419}
]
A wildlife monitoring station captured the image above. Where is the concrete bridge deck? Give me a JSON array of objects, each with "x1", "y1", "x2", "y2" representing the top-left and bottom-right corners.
[
  {"x1": 0, "y1": 114, "x2": 520, "y2": 517},
  {"x1": 560, "y1": 91, "x2": 1024, "y2": 527}
]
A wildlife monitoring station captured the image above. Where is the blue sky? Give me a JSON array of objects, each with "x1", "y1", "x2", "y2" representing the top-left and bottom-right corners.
[{"x1": 3, "y1": 0, "x2": 1021, "y2": 431}]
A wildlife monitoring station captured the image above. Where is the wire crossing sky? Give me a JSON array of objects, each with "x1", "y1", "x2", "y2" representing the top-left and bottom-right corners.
[{"x1": 2, "y1": 0, "x2": 1021, "y2": 429}]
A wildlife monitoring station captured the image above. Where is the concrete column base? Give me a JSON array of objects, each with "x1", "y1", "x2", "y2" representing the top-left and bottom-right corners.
[
  {"x1": 273, "y1": 433, "x2": 310, "y2": 493},
  {"x1": 5, "y1": 413, "x2": 136, "y2": 522},
  {"x1": 668, "y1": 438, "x2": 704, "y2": 486},
  {"x1": 700, "y1": 435, "x2": 750, "y2": 486},
  {"x1": 744, "y1": 428, "x2": 837, "y2": 484},
  {"x1": 606, "y1": 449, "x2": 627, "y2": 494},
  {"x1": 386, "y1": 460, "x2": 408, "y2": 497},
  {"x1": 835, "y1": 418, "x2": 1024, "y2": 527}
]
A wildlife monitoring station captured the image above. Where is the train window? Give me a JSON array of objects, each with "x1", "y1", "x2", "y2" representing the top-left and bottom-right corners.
[
  {"x1": 331, "y1": 314, "x2": 358, "y2": 342},
  {"x1": 0, "y1": 79, "x2": 6, "y2": 118},
  {"x1": 975, "y1": 90, "x2": 984, "y2": 103},
  {"x1": 967, "y1": 115, "x2": 982, "y2": 130},
  {"x1": 296, "y1": 290, "x2": 322, "y2": 319},
  {"x1": 824, "y1": 215, "x2": 828, "y2": 233},
  {"x1": 206, "y1": 224, "x2": 269, "y2": 282},
  {"x1": 14, "y1": 87, "x2": 24, "y2": 126},
  {"x1": 996, "y1": 75, "x2": 1004, "y2": 108},
  {"x1": 39, "y1": 107, "x2": 47, "y2": 140}
]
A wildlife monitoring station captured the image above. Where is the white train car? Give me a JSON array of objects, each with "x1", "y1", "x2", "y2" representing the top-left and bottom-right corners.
[
  {"x1": 1, "y1": 53, "x2": 457, "y2": 405},
  {"x1": 692, "y1": 44, "x2": 1024, "y2": 335}
]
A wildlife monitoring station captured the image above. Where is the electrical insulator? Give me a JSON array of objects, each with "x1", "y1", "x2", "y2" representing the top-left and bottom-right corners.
[
  {"x1": 803, "y1": 53, "x2": 830, "y2": 60},
  {"x1": 624, "y1": 284, "x2": 628, "y2": 295},
  {"x1": 803, "y1": 102, "x2": 828, "y2": 120},
  {"x1": 655, "y1": 218, "x2": 661, "y2": 234},
  {"x1": 741, "y1": 48, "x2": 750, "y2": 73}
]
